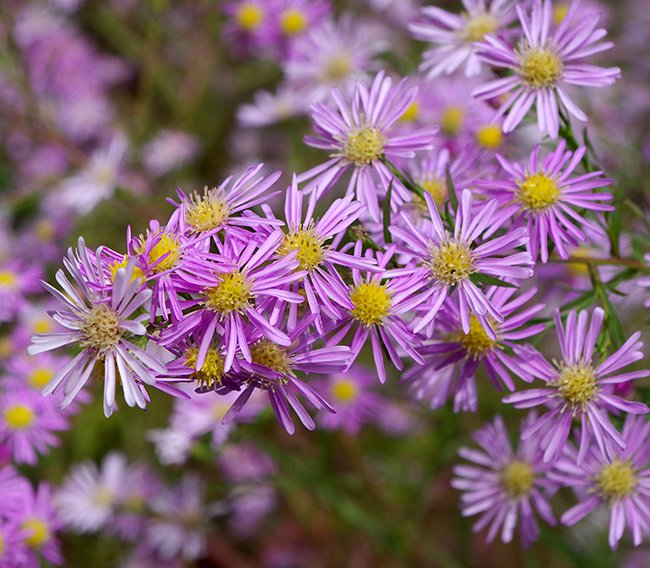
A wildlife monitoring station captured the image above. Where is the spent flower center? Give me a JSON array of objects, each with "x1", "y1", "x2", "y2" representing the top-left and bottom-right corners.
[
  {"x1": 278, "y1": 228, "x2": 325, "y2": 271},
  {"x1": 203, "y1": 271, "x2": 253, "y2": 315},
  {"x1": 518, "y1": 172, "x2": 560, "y2": 211},
  {"x1": 430, "y1": 240, "x2": 476, "y2": 285},
  {"x1": 250, "y1": 339, "x2": 293, "y2": 374},
  {"x1": 185, "y1": 187, "x2": 231, "y2": 232},
  {"x1": 501, "y1": 460, "x2": 535, "y2": 497},
  {"x1": 596, "y1": 459, "x2": 638, "y2": 500},
  {"x1": 80, "y1": 304, "x2": 122, "y2": 353},
  {"x1": 344, "y1": 127, "x2": 386, "y2": 166},
  {"x1": 350, "y1": 282, "x2": 392, "y2": 327},
  {"x1": 520, "y1": 48, "x2": 563, "y2": 89}
]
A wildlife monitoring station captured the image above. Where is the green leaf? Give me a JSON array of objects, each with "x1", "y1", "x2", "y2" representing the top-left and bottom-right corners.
[
  {"x1": 469, "y1": 273, "x2": 517, "y2": 288},
  {"x1": 445, "y1": 164, "x2": 458, "y2": 212},
  {"x1": 383, "y1": 180, "x2": 393, "y2": 244}
]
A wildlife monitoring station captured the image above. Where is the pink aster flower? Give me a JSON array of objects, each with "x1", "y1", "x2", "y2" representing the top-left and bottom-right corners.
[
  {"x1": 410, "y1": 0, "x2": 517, "y2": 78},
  {"x1": 390, "y1": 189, "x2": 533, "y2": 337},
  {"x1": 326, "y1": 243, "x2": 426, "y2": 384},
  {"x1": 0, "y1": 259, "x2": 42, "y2": 323},
  {"x1": 504, "y1": 308, "x2": 650, "y2": 464},
  {"x1": 452, "y1": 414, "x2": 557, "y2": 547},
  {"x1": 299, "y1": 71, "x2": 437, "y2": 221},
  {"x1": 474, "y1": 0, "x2": 621, "y2": 138},
  {"x1": 0, "y1": 387, "x2": 67, "y2": 465},
  {"x1": 28, "y1": 239, "x2": 177, "y2": 417},
  {"x1": 476, "y1": 140, "x2": 614, "y2": 262},
  {"x1": 552, "y1": 415, "x2": 650, "y2": 550},
  {"x1": 406, "y1": 286, "x2": 545, "y2": 412},
  {"x1": 0, "y1": 520, "x2": 28, "y2": 567}
]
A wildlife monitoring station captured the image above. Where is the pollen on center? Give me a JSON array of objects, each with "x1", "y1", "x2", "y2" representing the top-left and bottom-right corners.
[
  {"x1": 278, "y1": 227, "x2": 325, "y2": 271},
  {"x1": 203, "y1": 271, "x2": 253, "y2": 315},
  {"x1": 518, "y1": 172, "x2": 560, "y2": 211},
  {"x1": 344, "y1": 127, "x2": 386, "y2": 166},
  {"x1": 429, "y1": 240, "x2": 476, "y2": 285},
  {"x1": 350, "y1": 282, "x2": 392, "y2": 327}
]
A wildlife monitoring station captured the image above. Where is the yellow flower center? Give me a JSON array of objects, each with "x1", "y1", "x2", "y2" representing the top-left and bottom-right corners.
[
  {"x1": 236, "y1": 3, "x2": 264, "y2": 30},
  {"x1": 202, "y1": 272, "x2": 253, "y2": 315},
  {"x1": 109, "y1": 256, "x2": 144, "y2": 283},
  {"x1": 350, "y1": 282, "x2": 392, "y2": 327},
  {"x1": 553, "y1": 4, "x2": 570, "y2": 25},
  {"x1": 278, "y1": 228, "x2": 325, "y2": 271},
  {"x1": 429, "y1": 240, "x2": 475, "y2": 285},
  {"x1": 93, "y1": 487, "x2": 114, "y2": 507},
  {"x1": 0, "y1": 271, "x2": 17, "y2": 288},
  {"x1": 420, "y1": 178, "x2": 447, "y2": 204},
  {"x1": 147, "y1": 234, "x2": 181, "y2": 272},
  {"x1": 344, "y1": 127, "x2": 386, "y2": 166},
  {"x1": 184, "y1": 347, "x2": 226, "y2": 390},
  {"x1": 454, "y1": 315, "x2": 497, "y2": 359},
  {"x1": 35, "y1": 219, "x2": 55, "y2": 241},
  {"x1": 440, "y1": 106, "x2": 465, "y2": 136},
  {"x1": 4, "y1": 404, "x2": 35, "y2": 430},
  {"x1": 185, "y1": 187, "x2": 231, "y2": 233},
  {"x1": 596, "y1": 459, "x2": 638, "y2": 500},
  {"x1": 331, "y1": 378, "x2": 359, "y2": 403},
  {"x1": 29, "y1": 367, "x2": 54, "y2": 389},
  {"x1": 21, "y1": 518, "x2": 50, "y2": 548},
  {"x1": 0, "y1": 533, "x2": 4, "y2": 555},
  {"x1": 280, "y1": 8, "x2": 307, "y2": 36},
  {"x1": 80, "y1": 304, "x2": 122, "y2": 352},
  {"x1": 323, "y1": 53, "x2": 352, "y2": 82},
  {"x1": 250, "y1": 339, "x2": 293, "y2": 374},
  {"x1": 501, "y1": 460, "x2": 535, "y2": 497},
  {"x1": 33, "y1": 318, "x2": 53, "y2": 334},
  {"x1": 400, "y1": 101, "x2": 420, "y2": 123},
  {"x1": 518, "y1": 172, "x2": 560, "y2": 211},
  {"x1": 463, "y1": 12, "x2": 498, "y2": 41},
  {"x1": 520, "y1": 48, "x2": 563, "y2": 89},
  {"x1": 553, "y1": 363, "x2": 599, "y2": 408},
  {"x1": 0, "y1": 337, "x2": 12, "y2": 359},
  {"x1": 476, "y1": 124, "x2": 503, "y2": 148}
]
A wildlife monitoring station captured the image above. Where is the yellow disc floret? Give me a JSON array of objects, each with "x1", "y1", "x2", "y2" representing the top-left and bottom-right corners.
[
  {"x1": 400, "y1": 101, "x2": 420, "y2": 123},
  {"x1": 236, "y1": 3, "x2": 264, "y2": 30},
  {"x1": 184, "y1": 187, "x2": 231, "y2": 233},
  {"x1": 0, "y1": 271, "x2": 17, "y2": 288},
  {"x1": 501, "y1": 460, "x2": 535, "y2": 498},
  {"x1": 323, "y1": 53, "x2": 352, "y2": 82},
  {"x1": 463, "y1": 12, "x2": 498, "y2": 42},
  {"x1": 331, "y1": 378, "x2": 359, "y2": 403},
  {"x1": 520, "y1": 48, "x2": 563, "y2": 89},
  {"x1": 203, "y1": 271, "x2": 253, "y2": 315},
  {"x1": 518, "y1": 172, "x2": 560, "y2": 212},
  {"x1": 4, "y1": 404, "x2": 35, "y2": 430},
  {"x1": 278, "y1": 228, "x2": 325, "y2": 271},
  {"x1": 109, "y1": 256, "x2": 144, "y2": 283},
  {"x1": 350, "y1": 282, "x2": 392, "y2": 327},
  {"x1": 29, "y1": 367, "x2": 54, "y2": 389},
  {"x1": 280, "y1": 8, "x2": 307, "y2": 36},
  {"x1": 553, "y1": 3, "x2": 570, "y2": 25},
  {"x1": 553, "y1": 363, "x2": 599, "y2": 408},
  {"x1": 343, "y1": 127, "x2": 386, "y2": 166},
  {"x1": 596, "y1": 459, "x2": 638, "y2": 500},
  {"x1": 22, "y1": 518, "x2": 50, "y2": 548},
  {"x1": 80, "y1": 304, "x2": 122, "y2": 353},
  {"x1": 250, "y1": 339, "x2": 293, "y2": 374},
  {"x1": 440, "y1": 106, "x2": 465, "y2": 136},
  {"x1": 455, "y1": 315, "x2": 497, "y2": 359},
  {"x1": 420, "y1": 178, "x2": 448, "y2": 204},
  {"x1": 430, "y1": 240, "x2": 476, "y2": 285},
  {"x1": 185, "y1": 347, "x2": 226, "y2": 390},
  {"x1": 476, "y1": 124, "x2": 503, "y2": 149},
  {"x1": 148, "y1": 234, "x2": 181, "y2": 272}
]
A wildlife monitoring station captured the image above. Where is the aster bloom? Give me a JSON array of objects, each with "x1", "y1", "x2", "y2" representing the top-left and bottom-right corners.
[
  {"x1": 473, "y1": 0, "x2": 621, "y2": 138},
  {"x1": 237, "y1": 85, "x2": 315, "y2": 127},
  {"x1": 299, "y1": 71, "x2": 437, "y2": 221},
  {"x1": 406, "y1": 286, "x2": 545, "y2": 412},
  {"x1": 504, "y1": 308, "x2": 649, "y2": 464},
  {"x1": 219, "y1": 319, "x2": 345, "y2": 433},
  {"x1": 0, "y1": 520, "x2": 28, "y2": 567},
  {"x1": 0, "y1": 388, "x2": 68, "y2": 465},
  {"x1": 142, "y1": 129, "x2": 199, "y2": 177},
  {"x1": 0, "y1": 259, "x2": 42, "y2": 322},
  {"x1": 553, "y1": 416, "x2": 650, "y2": 550},
  {"x1": 410, "y1": 0, "x2": 516, "y2": 77},
  {"x1": 223, "y1": 0, "x2": 275, "y2": 54},
  {"x1": 275, "y1": 0, "x2": 331, "y2": 44},
  {"x1": 390, "y1": 189, "x2": 532, "y2": 337},
  {"x1": 169, "y1": 163, "x2": 283, "y2": 237},
  {"x1": 326, "y1": 244, "x2": 426, "y2": 383},
  {"x1": 28, "y1": 239, "x2": 177, "y2": 417},
  {"x1": 476, "y1": 140, "x2": 613, "y2": 262},
  {"x1": 452, "y1": 414, "x2": 557, "y2": 547},
  {"x1": 266, "y1": 175, "x2": 374, "y2": 330},
  {"x1": 159, "y1": 230, "x2": 305, "y2": 372}
]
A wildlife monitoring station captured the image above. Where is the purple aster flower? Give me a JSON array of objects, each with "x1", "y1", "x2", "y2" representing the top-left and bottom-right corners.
[
  {"x1": 142, "y1": 129, "x2": 199, "y2": 177},
  {"x1": 28, "y1": 239, "x2": 177, "y2": 417},
  {"x1": 159, "y1": 230, "x2": 305, "y2": 372},
  {"x1": 218, "y1": 319, "x2": 344, "y2": 433},
  {"x1": 390, "y1": 189, "x2": 533, "y2": 337},
  {"x1": 476, "y1": 140, "x2": 614, "y2": 262},
  {"x1": 0, "y1": 520, "x2": 28, "y2": 567},
  {"x1": 504, "y1": 307, "x2": 650, "y2": 464},
  {"x1": 16, "y1": 482, "x2": 63, "y2": 567},
  {"x1": 0, "y1": 466, "x2": 30, "y2": 516},
  {"x1": 0, "y1": 387, "x2": 67, "y2": 465},
  {"x1": 473, "y1": 0, "x2": 621, "y2": 138},
  {"x1": 552, "y1": 415, "x2": 650, "y2": 549},
  {"x1": 410, "y1": 0, "x2": 516, "y2": 77},
  {"x1": 275, "y1": 0, "x2": 331, "y2": 44},
  {"x1": 223, "y1": 0, "x2": 275, "y2": 55},
  {"x1": 326, "y1": 243, "x2": 426, "y2": 384},
  {"x1": 0, "y1": 259, "x2": 41, "y2": 323},
  {"x1": 299, "y1": 71, "x2": 437, "y2": 221},
  {"x1": 452, "y1": 414, "x2": 557, "y2": 547},
  {"x1": 264, "y1": 175, "x2": 375, "y2": 331},
  {"x1": 406, "y1": 286, "x2": 545, "y2": 412}
]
